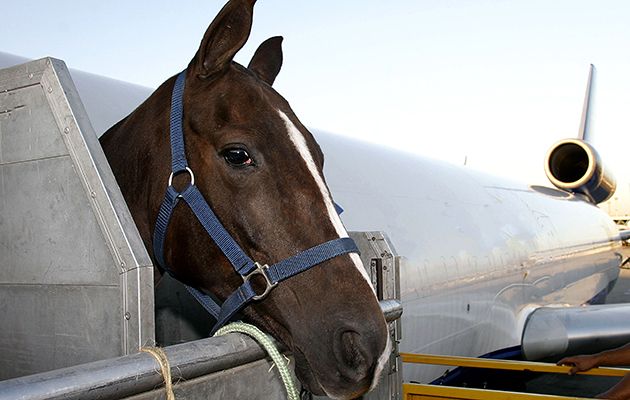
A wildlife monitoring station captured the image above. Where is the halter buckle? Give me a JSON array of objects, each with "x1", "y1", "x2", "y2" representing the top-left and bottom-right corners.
[{"x1": 243, "y1": 262, "x2": 277, "y2": 301}]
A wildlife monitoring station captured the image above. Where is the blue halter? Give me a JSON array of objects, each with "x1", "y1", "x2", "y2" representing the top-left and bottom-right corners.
[{"x1": 153, "y1": 70, "x2": 359, "y2": 334}]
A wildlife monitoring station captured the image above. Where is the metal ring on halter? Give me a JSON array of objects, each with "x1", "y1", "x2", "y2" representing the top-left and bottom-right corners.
[
  {"x1": 243, "y1": 262, "x2": 278, "y2": 301},
  {"x1": 168, "y1": 167, "x2": 195, "y2": 187}
]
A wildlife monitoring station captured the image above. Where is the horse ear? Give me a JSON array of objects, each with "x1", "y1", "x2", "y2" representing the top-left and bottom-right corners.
[
  {"x1": 193, "y1": 0, "x2": 256, "y2": 79},
  {"x1": 247, "y1": 36, "x2": 283, "y2": 85}
]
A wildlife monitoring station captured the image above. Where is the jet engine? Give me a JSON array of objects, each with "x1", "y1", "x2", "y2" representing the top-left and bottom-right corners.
[{"x1": 544, "y1": 138, "x2": 616, "y2": 204}]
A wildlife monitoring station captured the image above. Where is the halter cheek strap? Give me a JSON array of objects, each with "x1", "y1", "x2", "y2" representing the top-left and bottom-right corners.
[{"x1": 153, "y1": 70, "x2": 359, "y2": 334}]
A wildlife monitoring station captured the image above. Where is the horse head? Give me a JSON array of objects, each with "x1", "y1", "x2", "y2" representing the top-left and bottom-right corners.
[{"x1": 100, "y1": 0, "x2": 390, "y2": 398}]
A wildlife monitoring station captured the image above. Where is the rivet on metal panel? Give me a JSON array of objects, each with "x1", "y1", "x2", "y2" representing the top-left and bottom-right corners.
[
  {"x1": 47, "y1": 87, "x2": 53, "y2": 93},
  {"x1": 90, "y1": 191, "x2": 96, "y2": 198},
  {"x1": 28, "y1": 73, "x2": 33, "y2": 79},
  {"x1": 124, "y1": 312, "x2": 131, "y2": 320},
  {"x1": 63, "y1": 127, "x2": 70, "y2": 134},
  {"x1": 120, "y1": 261, "x2": 126, "y2": 268}
]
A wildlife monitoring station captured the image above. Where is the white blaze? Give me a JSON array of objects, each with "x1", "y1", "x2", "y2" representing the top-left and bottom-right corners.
[{"x1": 277, "y1": 110, "x2": 373, "y2": 287}]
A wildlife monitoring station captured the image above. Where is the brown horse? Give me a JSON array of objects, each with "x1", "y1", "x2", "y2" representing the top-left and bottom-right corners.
[{"x1": 99, "y1": 0, "x2": 389, "y2": 398}]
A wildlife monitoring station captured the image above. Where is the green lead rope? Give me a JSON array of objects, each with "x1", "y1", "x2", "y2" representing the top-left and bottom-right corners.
[{"x1": 214, "y1": 322, "x2": 300, "y2": 400}]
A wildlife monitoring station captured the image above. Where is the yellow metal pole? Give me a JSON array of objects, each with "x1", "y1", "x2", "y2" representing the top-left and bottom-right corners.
[
  {"x1": 403, "y1": 383, "x2": 596, "y2": 400},
  {"x1": 400, "y1": 353, "x2": 629, "y2": 377}
]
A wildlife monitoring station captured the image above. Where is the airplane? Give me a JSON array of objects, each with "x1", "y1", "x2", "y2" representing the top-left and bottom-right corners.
[
  {"x1": 323, "y1": 63, "x2": 630, "y2": 383},
  {"x1": 1, "y1": 49, "x2": 630, "y2": 391}
]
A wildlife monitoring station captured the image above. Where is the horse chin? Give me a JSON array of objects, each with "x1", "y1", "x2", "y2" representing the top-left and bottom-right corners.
[
  {"x1": 293, "y1": 346, "x2": 327, "y2": 396},
  {"x1": 293, "y1": 345, "x2": 373, "y2": 400}
]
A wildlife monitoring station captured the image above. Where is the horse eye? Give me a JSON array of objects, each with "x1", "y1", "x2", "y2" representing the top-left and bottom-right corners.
[{"x1": 222, "y1": 148, "x2": 253, "y2": 167}]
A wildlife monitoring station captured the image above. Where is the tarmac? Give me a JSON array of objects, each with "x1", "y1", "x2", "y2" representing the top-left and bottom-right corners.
[
  {"x1": 524, "y1": 267, "x2": 630, "y2": 398},
  {"x1": 604, "y1": 267, "x2": 630, "y2": 304}
]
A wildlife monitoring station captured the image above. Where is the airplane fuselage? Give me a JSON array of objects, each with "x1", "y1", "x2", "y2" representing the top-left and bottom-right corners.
[{"x1": 317, "y1": 134, "x2": 623, "y2": 382}]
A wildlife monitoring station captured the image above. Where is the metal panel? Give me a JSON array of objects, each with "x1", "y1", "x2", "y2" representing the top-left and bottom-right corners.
[
  {"x1": 0, "y1": 334, "x2": 290, "y2": 400},
  {"x1": 0, "y1": 58, "x2": 154, "y2": 379},
  {"x1": 0, "y1": 84, "x2": 66, "y2": 163},
  {"x1": 0, "y1": 285, "x2": 123, "y2": 378},
  {"x1": 350, "y1": 231, "x2": 403, "y2": 400},
  {"x1": 0, "y1": 156, "x2": 116, "y2": 285},
  {"x1": 124, "y1": 358, "x2": 289, "y2": 400}
]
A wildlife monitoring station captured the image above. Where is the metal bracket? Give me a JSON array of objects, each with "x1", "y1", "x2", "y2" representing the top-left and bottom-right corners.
[{"x1": 349, "y1": 231, "x2": 403, "y2": 400}]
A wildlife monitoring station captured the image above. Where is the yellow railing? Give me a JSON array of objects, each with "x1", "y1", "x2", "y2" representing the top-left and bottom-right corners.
[
  {"x1": 403, "y1": 384, "x2": 591, "y2": 400},
  {"x1": 400, "y1": 353, "x2": 629, "y2": 376},
  {"x1": 401, "y1": 353, "x2": 630, "y2": 400}
]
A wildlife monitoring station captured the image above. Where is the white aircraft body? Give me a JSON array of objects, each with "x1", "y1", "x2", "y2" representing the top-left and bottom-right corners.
[
  {"x1": 1, "y1": 52, "x2": 628, "y2": 385},
  {"x1": 323, "y1": 135, "x2": 623, "y2": 382}
]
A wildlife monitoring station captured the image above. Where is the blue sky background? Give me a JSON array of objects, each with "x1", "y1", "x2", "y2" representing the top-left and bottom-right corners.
[{"x1": 3, "y1": 1, "x2": 630, "y2": 183}]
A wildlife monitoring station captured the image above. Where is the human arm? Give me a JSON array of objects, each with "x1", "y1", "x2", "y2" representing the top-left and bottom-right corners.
[
  {"x1": 557, "y1": 342, "x2": 630, "y2": 374},
  {"x1": 596, "y1": 373, "x2": 630, "y2": 400}
]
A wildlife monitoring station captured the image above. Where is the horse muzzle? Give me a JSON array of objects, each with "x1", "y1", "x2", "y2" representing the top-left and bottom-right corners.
[{"x1": 293, "y1": 319, "x2": 389, "y2": 399}]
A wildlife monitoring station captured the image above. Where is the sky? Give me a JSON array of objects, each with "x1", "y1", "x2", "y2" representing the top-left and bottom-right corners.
[{"x1": 3, "y1": 0, "x2": 630, "y2": 184}]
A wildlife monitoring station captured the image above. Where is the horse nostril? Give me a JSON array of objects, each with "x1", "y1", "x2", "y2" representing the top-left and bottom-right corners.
[
  {"x1": 340, "y1": 331, "x2": 366, "y2": 368},
  {"x1": 334, "y1": 330, "x2": 373, "y2": 383}
]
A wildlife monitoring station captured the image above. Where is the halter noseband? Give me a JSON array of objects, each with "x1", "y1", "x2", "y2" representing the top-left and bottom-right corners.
[{"x1": 153, "y1": 70, "x2": 359, "y2": 334}]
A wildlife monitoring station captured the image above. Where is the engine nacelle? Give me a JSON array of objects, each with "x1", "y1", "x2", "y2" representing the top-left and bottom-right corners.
[{"x1": 544, "y1": 139, "x2": 616, "y2": 204}]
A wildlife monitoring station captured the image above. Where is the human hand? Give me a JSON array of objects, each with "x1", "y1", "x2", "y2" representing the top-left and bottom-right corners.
[{"x1": 557, "y1": 354, "x2": 600, "y2": 375}]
